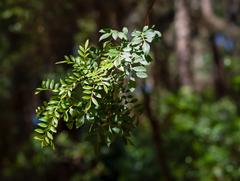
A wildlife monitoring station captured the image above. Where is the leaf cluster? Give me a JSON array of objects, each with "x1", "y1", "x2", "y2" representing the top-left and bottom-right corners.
[{"x1": 34, "y1": 26, "x2": 161, "y2": 148}]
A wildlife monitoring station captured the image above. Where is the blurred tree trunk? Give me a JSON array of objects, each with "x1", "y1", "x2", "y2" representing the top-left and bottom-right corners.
[
  {"x1": 174, "y1": 0, "x2": 193, "y2": 87},
  {"x1": 9, "y1": 0, "x2": 82, "y2": 162},
  {"x1": 151, "y1": 2, "x2": 175, "y2": 89},
  {"x1": 95, "y1": 0, "x2": 119, "y2": 29},
  {"x1": 143, "y1": 1, "x2": 174, "y2": 180},
  {"x1": 144, "y1": 92, "x2": 174, "y2": 181},
  {"x1": 209, "y1": 34, "x2": 227, "y2": 97},
  {"x1": 152, "y1": 44, "x2": 171, "y2": 88},
  {"x1": 226, "y1": 0, "x2": 240, "y2": 23},
  {"x1": 201, "y1": 0, "x2": 228, "y2": 96},
  {"x1": 94, "y1": 0, "x2": 138, "y2": 31}
]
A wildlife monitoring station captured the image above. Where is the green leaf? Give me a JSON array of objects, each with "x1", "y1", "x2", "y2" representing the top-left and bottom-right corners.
[
  {"x1": 47, "y1": 132, "x2": 53, "y2": 140},
  {"x1": 45, "y1": 79, "x2": 50, "y2": 88},
  {"x1": 114, "y1": 58, "x2": 121, "y2": 67},
  {"x1": 67, "y1": 91, "x2": 71, "y2": 97},
  {"x1": 142, "y1": 42, "x2": 150, "y2": 54},
  {"x1": 118, "y1": 66, "x2": 124, "y2": 71},
  {"x1": 83, "y1": 86, "x2": 93, "y2": 90},
  {"x1": 85, "y1": 101, "x2": 91, "y2": 112},
  {"x1": 143, "y1": 26, "x2": 149, "y2": 31},
  {"x1": 145, "y1": 31, "x2": 155, "y2": 43},
  {"x1": 103, "y1": 85, "x2": 108, "y2": 93},
  {"x1": 130, "y1": 87, "x2": 135, "y2": 92},
  {"x1": 103, "y1": 81, "x2": 110, "y2": 86},
  {"x1": 35, "y1": 129, "x2": 44, "y2": 134},
  {"x1": 131, "y1": 37, "x2": 142, "y2": 45},
  {"x1": 118, "y1": 32, "x2": 127, "y2": 40},
  {"x1": 60, "y1": 79, "x2": 65, "y2": 85},
  {"x1": 91, "y1": 96, "x2": 99, "y2": 107},
  {"x1": 50, "y1": 126, "x2": 57, "y2": 133},
  {"x1": 54, "y1": 111, "x2": 60, "y2": 118},
  {"x1": 83, "y1": 90, "x2": 92, "y2": 94},
  {"x1": 99, "y1": 29, "x2": 106, "y2": 33},
  {"x1": 136, "y1": 72, "x2": 148, "y2": 78},
  {"x1": 132, "y1": 66, "x2": 146, "y2": 72},
  {"x1": 122, "y1": 27, "x2": 128, "y2": 34},
  {"x1": 112, "y1": 31, "x2": 118, "y2": 40},
  {"x1": 82, "y1": 95, "x2": 91, "y2": 100},
  {"x1": 45, "y1": 137, "x2": 49, "y2": 144},
  {"x1": 50, "y1": 80, "x2": 54, "y2": 89},
  {"x1": 107, "y1": 137, "x2": 111, "y2": 147},
  {"x1": 69, "y1": 107, "x2": 74, "y2": 116},
  {"x1": 140, "y1": 58, "x2": 149, "y2": 65},
  {"x1": 38, "y1": 122, "x2": 48, "y2": 128},
  {"x1": 85, "y1": 39, "x2": 89, "y2": 49},
  {"x1": 76, "y1": 117, "x2": 85, "y2": 128},
  {"x1": 156, "y1": 31, "x2": 161, "y2": 38},
  {"x1": 33, "y1": 136, "x2": 43, "y2": 141},
  {"x1": 64, "y1": 111, "x2": 69, "y2": 122},
  {"x1": 95, "y1": 93, "x2": 102, "y2": 98},
  {"x1": 112, "y1": 127, "x2": 120, "y2": 134},
  {"x1": 99, "y1": 33, "x2": 111, "y2": 41},
  {"x1": 54, "y1": 83, "x2": 60, "y2": 89},
  {"x1": 55, "y1": 60, "x2": 67, "y2": 64}
]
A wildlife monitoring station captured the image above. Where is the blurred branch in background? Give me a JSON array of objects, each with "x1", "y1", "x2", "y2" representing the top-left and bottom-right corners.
[
  {"x1": 201, "y1": 0, "x2": 240, "y2": 38},
  {"x1": 209, "y1": 33, "x2": 227, "y2": 97}
]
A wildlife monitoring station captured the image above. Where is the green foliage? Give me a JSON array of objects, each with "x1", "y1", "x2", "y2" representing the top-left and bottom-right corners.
[
  {"x1": 34, "y1": 26, "x2": 161, "y2": 148},
  {"x1": 157, "y1": 88, "x2": 240, "y2": 180}
]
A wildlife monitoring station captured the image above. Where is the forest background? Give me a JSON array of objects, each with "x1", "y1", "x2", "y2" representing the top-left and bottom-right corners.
[{"x1": 1, "y1": 0, "x2": 240, "y2": 180}]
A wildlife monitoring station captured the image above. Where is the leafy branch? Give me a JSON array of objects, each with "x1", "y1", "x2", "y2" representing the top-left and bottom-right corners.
[{"x1": 34, "y1": 26, "x2": 161, "y2": 149}]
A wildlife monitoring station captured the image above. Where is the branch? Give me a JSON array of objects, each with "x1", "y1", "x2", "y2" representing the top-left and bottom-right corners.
[{"x1": 201, "y1": 0, "x2": 240, "y2": 38}]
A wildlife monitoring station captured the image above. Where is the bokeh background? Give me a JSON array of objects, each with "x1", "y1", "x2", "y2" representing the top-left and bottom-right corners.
[{"x1": 1, "y1": 0, "x2": 240, "y2": 180}]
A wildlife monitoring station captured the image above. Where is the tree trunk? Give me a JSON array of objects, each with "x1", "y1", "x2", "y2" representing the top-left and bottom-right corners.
[
  {"x1": 175, "y1": 0, "x2": 193, "y2": 87},
  {"x1": 144, "y1": 92, "x2": 174, "y2": 181},
  {"x1": 209, "y1": 34, "x2": 227, "y2": 97}
]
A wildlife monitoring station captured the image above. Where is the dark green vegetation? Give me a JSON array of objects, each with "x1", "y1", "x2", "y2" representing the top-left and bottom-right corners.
[{"x1": 1, "y1": 0, "x2": 240, "y2": 180}]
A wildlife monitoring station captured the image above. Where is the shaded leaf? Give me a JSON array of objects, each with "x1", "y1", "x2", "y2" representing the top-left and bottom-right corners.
[
  {"x1": 133, "y1": 66, "x2": 146, "y2": 72},
  {"x1": 35, "y1": 129, "x2": 44, "y2": 134},
  {"x1": 91, "y1": 96, "x2": 99, "y2": 107},
  {"x1": 47, "y1": 132, "x2": 53, "y2": 140},
  {"x1": 136, "y1": 72, "x2": 148, "y2": 78},
  {"x1": 85, "y1": 101, "x2": 91, "y2": 112},
  {"x1": 99, "y1": 33, "x2": 111, "y2": 41},
  {"x1": 142, "y1": 42, "x2": 150, "y2": 54}
]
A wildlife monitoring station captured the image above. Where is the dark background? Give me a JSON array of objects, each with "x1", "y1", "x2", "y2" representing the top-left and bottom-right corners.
[{"x1": 1, "y1": 0, "x2": 240, "y2": 180}]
